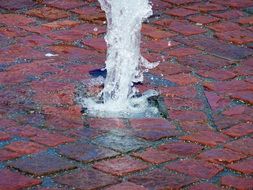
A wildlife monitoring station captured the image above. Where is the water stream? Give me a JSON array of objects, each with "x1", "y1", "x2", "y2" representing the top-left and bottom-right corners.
[{"x1": 80, "y1": 0, "x2": 160, "y2": 118}]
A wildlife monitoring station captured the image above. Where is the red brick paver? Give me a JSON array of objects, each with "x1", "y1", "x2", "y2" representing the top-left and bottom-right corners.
[
  {"x1": 93, "y1": 156, "x2": 149, "y2": 176},
  {"x1": 55, "y1": 168, "x2": 119, "y2": 190},
  {"x1": 165, "y1": 158, "x2": 223, "y2": 179},
  {"x1": 0, "y1": 169, "x2": 41, "y2": 189},
  {"x1": 221, "y1": 175, "x2": 253, "y2": 190},
  {"x1": 8, "y1": 153, "x2": 77, "y2": 176},
  {"x1": 0, "y1": 0, "x2": 252, "y2": 189}
]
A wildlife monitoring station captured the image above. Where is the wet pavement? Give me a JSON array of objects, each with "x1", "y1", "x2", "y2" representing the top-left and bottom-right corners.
[{"x1": 0, "y1": 0, "x2": 253, "y2": 189}]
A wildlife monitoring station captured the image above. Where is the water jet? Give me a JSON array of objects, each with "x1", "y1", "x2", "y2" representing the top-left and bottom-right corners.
[{"x1": 78, "y1": 0, "x2": 164, "y2": 118}]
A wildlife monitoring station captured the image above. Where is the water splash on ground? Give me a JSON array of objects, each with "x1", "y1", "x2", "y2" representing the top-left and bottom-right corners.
[{"x1": 80, "y1": 0, "x2": 160, "y2": 118}]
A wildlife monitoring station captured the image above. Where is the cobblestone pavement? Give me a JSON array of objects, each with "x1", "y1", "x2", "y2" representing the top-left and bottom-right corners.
[{"x1": 0, "y1": 0, "x2": 253, "y2": 189}]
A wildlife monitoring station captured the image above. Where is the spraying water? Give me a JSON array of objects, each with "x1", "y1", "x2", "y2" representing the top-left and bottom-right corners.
[{"x1": 80, "y1": 0, "x2": 160, "y2": 117}]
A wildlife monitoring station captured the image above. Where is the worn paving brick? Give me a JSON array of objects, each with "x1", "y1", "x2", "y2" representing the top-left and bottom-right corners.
[
  {"x1": 0, "y1": 131, "x2": 11, "y2": 141},
  {"x1": 197, "y1": 69, "x2": 236, "y2": 81},
  {"x1": 170, "y1": 110, "x2": 207, "y2": 122},
  {"x1": 212, "y1": 0, "x2": 253, "y2": 8},
  {"x1": 223, "y1": 123, "x2": 253, "y2": 137},
  {"x1": 151, "y1": 62, "x2": 191, "y2": 77},
  {"x1": 128, "y1": 168, "x2": 198, "y2": 189},
  {"x1": 34, "y1": 90, "x2": 74, "y2": 106},
  {"x1": 175, "y1": 35, "x2": 253, "y2": 60},
  {"x1": 165, "y1": 73, "x2": 199, "y2": 86},
  {"x1": 36, "y1": 188, "x2": 68, "y2": 190},
  {"x1": 222, "y1": 105, "x2": 249, "y2": 116},
  {"x1": 65, "y1": 127, "x2": 103, "y2": 140},
  {"x1": 47, "y1": 45, "x2": 104, "y2": 63},
  {"x1": 168, "y1": 21, "x2": 206, "y2": 36},
  {"x1": 214, "y1": 115, "x2": 246, "y2": 130},
  {"x1": 177, "y1": 54, "x2": 233, "y2": 70},
  {"x1": 0, "y1": 169, "x2": 41, "y2": 189},
  {"x1": 130, "y1": 118, "x2": 179, "y2": 141},
  {"x1": 83, "y1": 38, "x2": 107, "y2": 52},
  {"x1": 93, "y1": 156, "x2": 149, "y2": 176},
  {"x1": 212, "y1": 10, "x2": 244, "y2": 20},
  {"x1": 133, "y1": 147, "x2": 178, "y2": 164},
  {"x1": 94, "y1": 132, "x2": 147, "y2": 153},
  {"x1": 0, "y1": 26, "x2": 29, "y2": 38},
  {"x1": 55, "y1": 168, "x2": 119, "y2": 190},
  {"x1": 72, "y1": 23, "x2": 106, "y2": 36},
  {"x1": 198, "y1": 148, "x2": 247, "y2": 164},
  {"x1": 238, "y1": 16, "x2": 253, "y2": 25},
  {"x1": 168, "y1": 47, "x2": 201, "y2": 57},
  {"x1": 9, "y1": 152, "x2": 77, "y2": 176},
  {"x1": 133, "y1": 126, "x2": 179, "y2": 141},
  {"x1": 225, "y1": 137, "x2": 253, "y2": 156},
  {"x1": 181, "y1": 130, "x2": 230, "y2": 147},
  {"x1": 31, "y1": 131, "x2": 75, "y2": 147},
  {"x1": 0, "y1": 0, "x2": 36, "y2": 10},
  {"x1": 188, "y1": 15, "x2": 220, "y2": 25},
  {"x1": 221, "y1": 175, "x2": 253, "y2": 190},
  {"x1": 87, "y1": 118, "x2": 125, "y2": 130},
  {"x1": 165, "y1": 8, "x2": 197, "y2": 18},
  {"x1": 43, "y1": 0, "x2": 87, "y2": 10},
  {"x1": 58, "y1": 142, "x2": 119, "y2": 163},
  {"x1": 158, "y1": 86, "x2": 197, "y2": 98},
  {"x1": 227, "y1": 158, "x2": 253, "y2": 174},
  {"x1": 19, "y1": 25, "x2": 52, "y2": 35},
  {"x1": 142, "y1": 27, "x2": 176, "y2": 40},
  {"x1": 215, "y1": 30, "x2": 253, "y2": 45},
  {"x1": 5, "y1": 141, "x2": 46, "y2": 155},
  {"x1": 47, "y1": 29, "x2": 87, "y2": 43},
  {"x1": 0, "y1": 149, "x2": 21, "y2": 161},
  {"x1": 105, "y1": 182, "x2": 147, "y2": 190},
  {"x1": 166, "y1": 158, "x2": 223, "y2": 179},
  {"x1": 164, "y1": 97, "x2": 204, "y2": 110},
  {"x1": 41, "y1": 19, "x2": 80, "y2": 30},
  {"x1": 209, "y1": 22, "x2": 242, "y2": 33},
  {"x1": 180, "y1": 121, "x2": 214, "y2": 133},
  {"x1": 142, "y1": 39, "x2": 179, "y2": 53},
  {"x1": 188, "y1": 183, "x2": 220, "y2": 190},
  {"x1": 0, "y1": 44, "x2": 45, "y2": 62},
  {"x1": 158, "y1": 141, "x2": 203, "y2": 156},
  {"x1": 204, "y1": 80, "x2": 253, "y2": 94},
  {"x1": 18, "y1": 34, "x2": 55, "y2": 46},
  {"x1": 72, "y1": 6, "x2": 106, "y2": 24},
  {"x1": 232, "y1": 64, "x2": 253, "y2": 77},
  {"x1": 0, "y1": 14, "x2": 36, "y2": 27},
  {"x1": 27, "y1": 7, "x2": 70, "y2": 21},
  {"x1": 186, "y1": 2, "x2": 226, "y2": 12},
  {"x1": 163, "y1": 0, "x2": 200, "y2": 6},
  {"x1": 229, "y1": 91, "x2": 253, "y2": 104}
]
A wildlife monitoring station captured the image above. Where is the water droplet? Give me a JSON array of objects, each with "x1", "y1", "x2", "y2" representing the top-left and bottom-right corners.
[
  {"x1": 168, "y1": 41, "x2": 171, "y2": 47},
  {"x1": 161, "y1": 55, "x2": 165, "y2": 62},
  {"x1": 93, "y1": 27, "x2": 98, "y2": 32},
  {"x1": 45, "y1": 53, "x2": 58, "y2": 57}
]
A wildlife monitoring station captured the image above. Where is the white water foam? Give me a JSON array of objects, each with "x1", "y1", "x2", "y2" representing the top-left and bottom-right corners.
[{"x1": 80, "y1": 0, "x2": 160, "y2": 118}]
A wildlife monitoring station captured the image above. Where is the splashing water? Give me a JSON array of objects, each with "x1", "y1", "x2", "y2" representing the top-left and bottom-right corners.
[{"x1": 81, "y1": 0, "x2": 160, "y2": 117}]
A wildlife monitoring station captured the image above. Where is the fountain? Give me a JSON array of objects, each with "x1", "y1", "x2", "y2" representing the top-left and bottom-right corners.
[{"x1": 79, "y1": 0, "x2": 161, "y2": 118}]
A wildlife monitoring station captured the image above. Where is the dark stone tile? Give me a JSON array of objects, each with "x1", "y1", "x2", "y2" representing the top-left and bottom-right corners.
[
  {"x1": 8, "y1": 152, "x2": 77, "y2": 176},
  {"x1": 58, "y1": 142, "x2": 119, "y2": 163}
]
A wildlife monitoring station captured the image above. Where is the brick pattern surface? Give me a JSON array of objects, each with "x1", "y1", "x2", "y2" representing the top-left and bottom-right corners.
[{"x1": 0, "y1": 0, "x2": 252, "y2": 189}]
